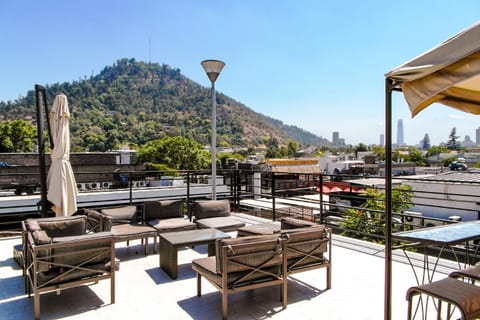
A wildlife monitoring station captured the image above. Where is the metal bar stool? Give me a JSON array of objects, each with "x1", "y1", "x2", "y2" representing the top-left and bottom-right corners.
[
  {"x1": 450, "y1": 265, "x2": 480, "y2": 284},
  {"x1": 406, "y1": 277, "x2": 480, "y2": 320}
]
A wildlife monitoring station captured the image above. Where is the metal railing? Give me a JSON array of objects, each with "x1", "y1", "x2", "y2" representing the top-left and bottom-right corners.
[{"x1": 1, "y1": 168, "x2": 478, "y2": 244}]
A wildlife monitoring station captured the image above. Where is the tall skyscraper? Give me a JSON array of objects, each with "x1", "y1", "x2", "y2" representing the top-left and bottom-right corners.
[
  {"x1": 397, "y1": 119, "x2": 404, "y2": 146},
  {"x1": 332, "y1": 132, "x2": 339, "y2": 145},
  {"x1": 476, "y1": 127, "x2": 480, "y2": 146},
  {"x1": 379, "y1": 134, "x2": 385, "y2": 146}
]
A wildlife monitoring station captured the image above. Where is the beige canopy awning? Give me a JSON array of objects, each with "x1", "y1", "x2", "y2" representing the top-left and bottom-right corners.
[
  {"x1": 385, "y1": 21, "x2": 480, "y2": 117},
  {"x1": 384, "y1": 20, "x2": 480, "y2": 320}
]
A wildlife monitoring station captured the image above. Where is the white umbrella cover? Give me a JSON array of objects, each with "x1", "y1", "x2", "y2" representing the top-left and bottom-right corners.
[{"x1": 47, "y1": 94, "x2": 78, "y2": 216}]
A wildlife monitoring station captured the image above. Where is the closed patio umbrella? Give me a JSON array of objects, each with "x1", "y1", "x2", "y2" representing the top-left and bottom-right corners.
[{"x1": 46, "y1": 94, "x2": 78, "y2": 216}]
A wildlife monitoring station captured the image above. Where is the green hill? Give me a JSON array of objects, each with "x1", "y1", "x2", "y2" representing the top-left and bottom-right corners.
[{"x1": 0, "y1": 58, "x2": 330, "y2": 152}]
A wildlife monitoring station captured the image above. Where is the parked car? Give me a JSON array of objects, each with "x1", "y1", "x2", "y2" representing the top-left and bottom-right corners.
[
  {"x1": 0, "y1": 161, "x2": 19, "y2": 168},
  {"x1": 449, "y1": 161, "x2": 468, "y2": 171}
]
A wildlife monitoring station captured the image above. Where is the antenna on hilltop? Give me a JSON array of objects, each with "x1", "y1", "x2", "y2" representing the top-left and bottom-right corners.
[{"x1": 149, "y1": 37, "x2": 151, "y2": 64}]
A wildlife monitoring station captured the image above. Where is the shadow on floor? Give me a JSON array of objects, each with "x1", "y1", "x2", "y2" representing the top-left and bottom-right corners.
[
  {"x1": 0, "y1": 285, "x2": 108, "y2": 320},
  {"x1": 177, "y1": 276, "x2": 326, "y2": 319},
  {"x1": 145, "y1": 262, "x2": 197, "y2": 285}
]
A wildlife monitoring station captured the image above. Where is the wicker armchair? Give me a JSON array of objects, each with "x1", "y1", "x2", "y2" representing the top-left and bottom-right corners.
[
  {"x1": 238, "y1": 218, "x2": 332, "y2": 289},
  {"x1": 22, "y1": 216, "x2": 117, "y2": 320},
  {"x1": 192, "y1": 235, "x2": 287, "y2": 320}
]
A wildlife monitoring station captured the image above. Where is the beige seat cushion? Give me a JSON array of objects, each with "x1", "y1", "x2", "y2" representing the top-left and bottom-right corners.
[
  {"x1": 148, "y1": 218, "x2": 195, "y2": 232},
  {"x1": 280, "y1": 217, "x2": 318, "y2": 229},
  {"x1": 110, "y1": 224, "x2": 156, "y2": 238},
  {"x1": 195, "y1": 216, "x2": 245, "y2": 232},
  {"x1": 237, "y1": 222, "x2": 281, "y2": 236}
]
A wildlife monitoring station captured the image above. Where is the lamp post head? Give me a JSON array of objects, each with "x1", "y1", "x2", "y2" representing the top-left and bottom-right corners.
[{"x1": 201, "y1": 59, "x2": 225, "y2": 83}]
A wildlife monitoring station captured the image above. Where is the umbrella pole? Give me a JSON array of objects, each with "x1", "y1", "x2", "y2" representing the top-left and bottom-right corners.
[
  {"x1": 35, "y1": 85, "x2": 49, "y2": 217},
  {"x1": 384, "y1": 78, "x2": 394, "y2": 320}
]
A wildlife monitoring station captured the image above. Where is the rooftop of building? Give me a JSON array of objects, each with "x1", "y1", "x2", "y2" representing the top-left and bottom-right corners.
[{"x1": 0, "y1": 213, "x2": 460, "y2": 320}]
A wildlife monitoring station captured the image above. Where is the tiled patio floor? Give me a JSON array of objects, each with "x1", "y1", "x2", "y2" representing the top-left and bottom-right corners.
[{"x1": 0, "y1": 221, "x2": 460, "y2": 320}]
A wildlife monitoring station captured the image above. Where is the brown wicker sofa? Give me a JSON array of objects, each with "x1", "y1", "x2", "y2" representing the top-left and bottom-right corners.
[
  {"x1": 194, "y1": 199, "x2": 246, "y2": 232},
  {"x1": 22, "y1": 216, "x2": 117, "y2": 320},
  {"x1": 192, "y1": 234, "x2": 287, "y2": 320}
]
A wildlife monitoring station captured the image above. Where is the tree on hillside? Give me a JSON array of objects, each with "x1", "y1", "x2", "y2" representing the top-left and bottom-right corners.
[
  {"x1": 137, "y1": 136, "x2": 210, "y2": 170},
  {"x1": 265, "y1": 136, "x2": 280, "y2": 158},
  {"x1": 0, "y1": 120, "x2": 36, "y2": 152},
  {"x1": 287, "y1": 140, "x2": 298, "y2": 157},
  {"x1": 446, "y1": 127, "x2": 460, "y2": 150}
]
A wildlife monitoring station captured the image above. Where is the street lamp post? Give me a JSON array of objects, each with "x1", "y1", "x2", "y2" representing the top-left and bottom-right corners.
[{"x1": 201, "y1": 59, "x2": 225, "y2": 200}]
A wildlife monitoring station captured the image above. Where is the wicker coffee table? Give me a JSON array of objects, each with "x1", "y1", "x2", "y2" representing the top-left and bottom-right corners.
[{"x1": 159, "y1": 228, "x2": 230, "y2": 279}]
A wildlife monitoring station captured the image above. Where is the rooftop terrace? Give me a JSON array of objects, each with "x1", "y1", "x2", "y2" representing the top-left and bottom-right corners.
[{"x1": 0, "y1": 213, "x2": 459, "y2": 320}]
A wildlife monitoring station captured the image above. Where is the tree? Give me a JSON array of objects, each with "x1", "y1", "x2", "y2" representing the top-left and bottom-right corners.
[
  {"x1": 355, "y1": 143, "x2": 368, "y2": 153},
  {"x1": 287, "y1": 140, "x2": 298, "y2": 157},
  {"x1": 137, "y1": 136, "x2": 210, "y2": 170},
  {"x1": 0, "y1": 120, "x2": 37, "y2": 152},
  {"x1": 372, "y1": 145, "x2": 385, "y2": 161},
  {"x1": 265, "y1": 136, "x2": 280, "y2": 158},
  {"x1": 338, "y1": 185, "x2": 414, "y2": 243},
  {"x1": 405, "y1": 147, "x2": 426, "y2": 166},
  {"x1": 446, "y1": 127, "x2": 460, "y2": 150}
]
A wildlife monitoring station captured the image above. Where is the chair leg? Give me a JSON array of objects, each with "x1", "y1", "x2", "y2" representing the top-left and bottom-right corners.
[
  {"x1": 222, "y1": 289, "x2": 228, "y2": 320},
  {"x1": 327, "y1": 265, "x2": 331, "y2": 289},
  {"x1": 111, "y1": 271, "x2": 115, "y2": 304},
  {"x1": 34, "y1": 290, "x2": 40, "y2": 320},
  {"x1": 406, "y1": 291, "x2": 415, "y2": 320}
]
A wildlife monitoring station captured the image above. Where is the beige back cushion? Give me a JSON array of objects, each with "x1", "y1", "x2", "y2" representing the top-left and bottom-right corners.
[
  {"x1": 26, "y1": 216, "x2": 87, "y2": 237},
  {"x1": 101, "y1": 205, "x2": 137, "y2": 223},
  {"x1": 144, "y1": 200, "x2": 183, "y2": 221},
  {"x1": 195, "y1": 200, "x2": 231, "y2": 219},
  {"x1": 216, "y1": 234, "x2": 281, "y2": 273}
]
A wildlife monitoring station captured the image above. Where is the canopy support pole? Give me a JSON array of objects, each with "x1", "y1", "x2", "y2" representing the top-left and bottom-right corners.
[{"x1": 384, "y1": 77, "x2": 394, "y2": 320}]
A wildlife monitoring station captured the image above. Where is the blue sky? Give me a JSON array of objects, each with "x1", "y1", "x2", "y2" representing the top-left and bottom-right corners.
[{"x1": 0, "y1": 1, "x2": 479, "y2": 146}]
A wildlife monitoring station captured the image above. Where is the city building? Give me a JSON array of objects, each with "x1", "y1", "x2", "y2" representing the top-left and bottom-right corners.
[
  {"x1": 332, "y1": 131, "x2": 339, "y2": 145},
  {"x1": 462, "y1": 135, "x2": 475, "y2": 147},
  {"x1": 397, "y1": 119, "x2": 404, "y2": 146}
]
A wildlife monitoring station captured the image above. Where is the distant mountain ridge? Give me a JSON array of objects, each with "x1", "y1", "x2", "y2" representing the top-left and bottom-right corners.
[{"x1": 0, "y1": 58, "x2": 330, "y2": 152}]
